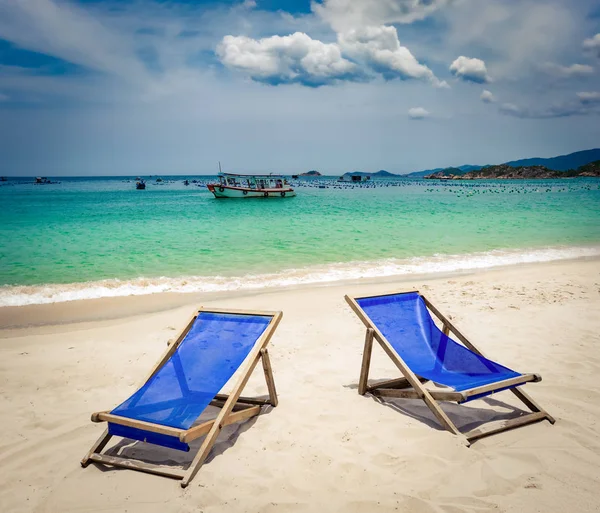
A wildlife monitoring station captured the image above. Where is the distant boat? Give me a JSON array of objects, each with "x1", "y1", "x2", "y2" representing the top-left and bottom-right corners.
[
  {"x1": 338, "y1": 174, "x2": 371, "y2": 183},
  {"x1": 136, "y1": 179, "x2": 146, "y2": 190},
  {"x1": 34, "y1": 177, "x2": 59, "y2": 184},
  {"x1": 0, "y1": 176, "x2": 7, "y2": 182},
  {"x1": 207, "y1": 172, "x2": 296, "y2": 199},
  {"x1": 183, "y1": 180, "x2": 190, "y2": 186}
]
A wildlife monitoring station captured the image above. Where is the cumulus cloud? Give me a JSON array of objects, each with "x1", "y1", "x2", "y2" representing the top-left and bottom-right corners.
[
  {"x1": 540, "y1": 62, "x2": 594, "y2": 78},
  {"x1": 313, "y1": 0, "x2": 453, "y2": 32},
  {"x1": 216, "y1": 32, "x2": 359, "y2": 86},
  {"x1": 449, "y1": 56, "x2": 490, "y2": 83},
  {"x1": 408, "y1": 107, "x2": 429, "y2": 119},
  {"x1": 583, "y1": 33, "x2": 600, "y2": 57},
  {"x1": 577, "y1": 91, "x2": 600, "y2": 104},
  {"x1": 338, "y1": 25, "x2": 447, "y2": 87},
  {"x1": 480, "y1": 90, "x2": 495, "y2": 103},
  {"x1": 218, "y1": 25, "x2": 446, "y2": 87}
]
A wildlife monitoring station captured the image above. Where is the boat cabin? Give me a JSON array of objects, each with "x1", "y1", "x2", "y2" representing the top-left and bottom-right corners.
[{"x1": 218, "y1": 173, "x2": 286, "y2": 190}]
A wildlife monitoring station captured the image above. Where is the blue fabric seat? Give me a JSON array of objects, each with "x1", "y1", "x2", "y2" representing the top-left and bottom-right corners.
[
  {"x1": 356, "y1": 292, "x2": 522, "y2": 394},
  {"x1": 108, "y1": 312, "x2": 272, "y2": 451}
]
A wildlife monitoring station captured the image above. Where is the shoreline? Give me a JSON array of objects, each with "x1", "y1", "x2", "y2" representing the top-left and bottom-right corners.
[
  {"x1": 2, "y1": 255, "x2": 598, "y2": 332},
  {"x1": 1, "y1": 243, "x2": 599, "y2": 312}
]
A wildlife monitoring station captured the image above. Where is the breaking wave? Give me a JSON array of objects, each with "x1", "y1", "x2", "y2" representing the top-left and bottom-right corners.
[{"x1": 1, "y1": 245, "x2": 599, "y2": 307}]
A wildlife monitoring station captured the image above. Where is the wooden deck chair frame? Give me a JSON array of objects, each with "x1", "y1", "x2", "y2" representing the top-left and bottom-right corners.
[
  {"x1": 345, "y1": 291, "x2": 555, "y2": 445},
  {"x1": 81, "y1": 307, "x2": 282, "y2": 487}
]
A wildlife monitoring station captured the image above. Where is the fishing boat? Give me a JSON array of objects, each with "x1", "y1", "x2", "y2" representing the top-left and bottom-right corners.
[
  {"x1": 136, "y1": 179, "x2": 146, "y2": 190},
  {"x1": 207, "y1": 172, "x2": 296, "y2": 199}
]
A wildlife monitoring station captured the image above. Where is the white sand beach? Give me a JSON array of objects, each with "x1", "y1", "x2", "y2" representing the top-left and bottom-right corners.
[{"x1": 1, "y1": 258, "x2": 600, "y2": 513}]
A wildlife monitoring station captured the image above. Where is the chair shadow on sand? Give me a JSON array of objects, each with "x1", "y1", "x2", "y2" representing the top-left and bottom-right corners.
[
  {"x1": 94, "y1": 401, "x2": 274, "y2": 473},
  {"x1": 344, "y1": 380, "x2": 529, "y2": 435}
]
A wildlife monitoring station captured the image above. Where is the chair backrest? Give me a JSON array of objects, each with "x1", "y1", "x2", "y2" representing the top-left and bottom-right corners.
[
  {"x1": 355, "y1": 292, "x2": 519, "y2": 390},
  {"x1": 111, "y1": 312, "x2": 272, "y2": 430}
]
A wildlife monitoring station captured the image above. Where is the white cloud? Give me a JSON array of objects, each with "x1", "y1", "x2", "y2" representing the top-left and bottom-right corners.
[
  {"x1": 449, "y1": 56, "x2": 490, "y2": 83},
  {"x1": 577, "y1": 91, "x2": 600, "y2": 104},
  {"x1": 408, "y1": 106, "x2": 429, "y2": 119},
  {"x1": 583, "y1": 33, "x2": 600, "y2": 57},
  {"x1": 216, "y1": 32, "x2": 358, "y2": 86},
  {"x1": 338, "y1": 25, "x2": 446, "y2": 87},
  {"x1": 480, "y1": 90, "x2": 495, "y2": 103},
  {"x1": 540, "y1": 62, "x2": 594, "y2": 77},
  {"x1": 312, "y1": 0, "x2": 453, "y2": 32},
  {"x1": 218, "y1": 25, "x2": 447, "y2": 88}
]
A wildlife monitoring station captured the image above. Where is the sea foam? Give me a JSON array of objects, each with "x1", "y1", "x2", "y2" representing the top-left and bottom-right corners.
[{"x1": 1, "y1": 245, "x2": 599, "y2": 307}]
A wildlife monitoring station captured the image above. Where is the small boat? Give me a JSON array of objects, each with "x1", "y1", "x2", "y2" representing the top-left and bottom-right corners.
[
  {"x1": 136, "y1": 179, "x2": 146, "y2": 190},
  {"x1": 183, "y1": 180, "x2": 190, "y2": 186},
  {"x1": 207, "y1": 172, "x2": 296, "y2": 199},
  {"x1": 34, "y1": 177, "x2": 59, "y2": 184}
]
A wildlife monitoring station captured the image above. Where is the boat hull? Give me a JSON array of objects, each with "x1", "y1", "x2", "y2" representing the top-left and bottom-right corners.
[{"x1": 207, "y1": 184, "x2": 296, "y2": 198}]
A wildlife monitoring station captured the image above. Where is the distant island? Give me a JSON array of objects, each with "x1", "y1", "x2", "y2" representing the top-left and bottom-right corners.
[
  {"x1": 292, "y1": 170, "x2": 321, "y2": 178},
  {"x1": 408, "y1": 148, "x2": 600, "y2": 177},
  {"x1": 341, "y1": 170, "x2": 396, "y2": 178},
  {"x1": 424, "y1": 161, "x2": 600, "y2": 180}
]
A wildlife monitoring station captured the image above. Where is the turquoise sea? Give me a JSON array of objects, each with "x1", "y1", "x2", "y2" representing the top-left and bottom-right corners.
[{"x1": 1, "y1": 176, "x2": 599, "y2": 306}]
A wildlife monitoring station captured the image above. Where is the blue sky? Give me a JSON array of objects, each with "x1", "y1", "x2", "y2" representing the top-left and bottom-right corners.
[{"x1": 0, "y1": 0, "x2": 599, "y2": 175}]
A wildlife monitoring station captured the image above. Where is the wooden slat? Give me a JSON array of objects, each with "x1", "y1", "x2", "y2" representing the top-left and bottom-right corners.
[
  {"x1": 94, "y1": 413, "x2": 184, "y2": 438},
  {"x1": 358, "y1": 329, "x2": 374, "y2": 395},
  {"x1": 211, "y1": 394, "x2": 271, "y2": 406},
  {"x1": 180, "y1": 311, "x2": 283, "y2": 487},
  {"x1": 372, "y1": 389, "x2": 421, "y2": 399},
  {"x1": 373, "y1": 388, "x2": 464, "y2": 402},
  {"x1": 260, "y1": 348, "x2": 278, "y2": 407},
  {"x1": 345, "y1": 295, "x2": 463, "y2": 437},
  {"x1": 370, "y1": 388, "x2": 464, "y2": 402},
  {"x1": 88, "y1": 453, "x2": 185, "y2": 479},
  {"x1": 465, "y1": 411, "x2": 547, "y2": 442},
  {"x1": 429, "y1": 390, "x2": 465, "y2": 402},
  {"x1": 181, "y1": 405, "x2": 261, "y2": 443},
  {"x1": 460, "y1": 374, "x2": 540, "y2": 401},
  {"x1": 352, "y1": 290, "x2": 420, "y2": 301},
  {"x1": 366, "y1": 376, "x2": 428, "y2": 392},
  {"x1": 198, "y1": 306, "x2": 279, "y2": 317},
  {"x1": 209, "y1": 399, "x2": 259, "y2": 411}
]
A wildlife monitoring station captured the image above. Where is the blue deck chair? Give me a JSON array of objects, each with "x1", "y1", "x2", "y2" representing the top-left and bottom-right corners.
[
  {"x1": 345, "y1": 291, "x2": 554, "y2": 444},
  {"x1": 81, "y1": 307, "x2": 282, "y2": 487}
]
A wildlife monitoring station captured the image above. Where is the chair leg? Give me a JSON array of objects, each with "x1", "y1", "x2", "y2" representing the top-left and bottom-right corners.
[
  {"x1": 358, "y1": 328, "x2": 374, "y2": 395},
  {"x1": 260, "y1": 348, "x2": 278, "y2": 407},
  {"x1": 181, "y1": 421, "x2": 222, "y2": 488},
  {"x1": 81, "y1": 429, "x2": 112, "y2": 467},
  {"x1": 511, "y1": 388, "x2": 555, "y2": 424}
]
